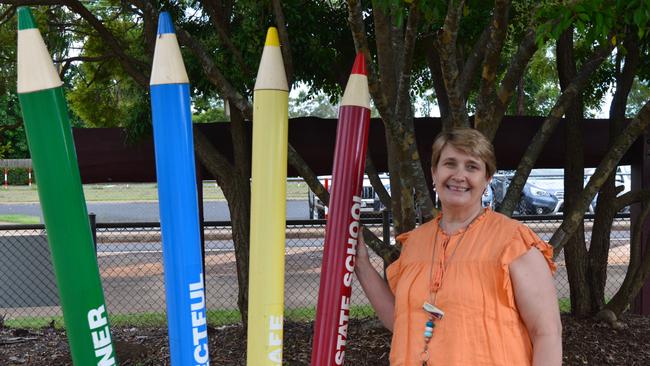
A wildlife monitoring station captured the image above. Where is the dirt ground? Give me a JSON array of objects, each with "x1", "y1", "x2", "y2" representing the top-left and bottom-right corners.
[{"x1": 1, "y1": 314, "x2": 649, "y2": 365}]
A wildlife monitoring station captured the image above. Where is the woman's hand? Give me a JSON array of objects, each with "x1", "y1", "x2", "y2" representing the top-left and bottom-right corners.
[{"x1": 355, "y1": 228, "x2": 371, "y2": 270}]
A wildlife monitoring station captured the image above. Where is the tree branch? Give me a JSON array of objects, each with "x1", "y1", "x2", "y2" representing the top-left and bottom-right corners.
[
  {"x1": 362, "y1": 226, "x2": 400, "y2": 264},
  {"x1": 474, "y1": 0, "x2": 510, "y2": 134},
  {"x1": 393, "y1": 3, "x2": 419, "y2": 125},
  {"x1": 287, "y1": 143, "x2": 328, "y2": 206},
  {"x1": 370, "y1": 1, "x2": 397, "y2": 111},
  {"x1": 550, "y1": 99, "x2": 650, "y2": 251},
  {"x1": 436, "y1": 0, "x2": 469, "y2": 127},
  {"x1": 193, "y1": 128, "x2": 235, "y2": 182},
  {"x1": 458, "y1": 24, "x2": 490, "y2": 100},
  {"x1": 422, "y1": 36, "x2": 451, "y2": 127},
  {"x1": 492, "y1": 28, "x2": 538, "y2": 125},
  {"x1": 365, "y1": 154, "x2": 390, "y2": 207},
  {"x1": 614, "y1": 189, "x2": 650, "y2": 213},
  {"x1": 271, "y1": 0, "x2": 294, "y2": 85},
  {"x1": 0, "y1": 122, "x2": 23, "y2": 134},
  {"x1": 0, "y1": 4, "x2": 17, "y2": 25},
  {"x1": 610, "y1": 29, "x2": 640, "y2": 121},
  {"x1": 57, "y1": 0, "x2": 150, "y2": 87},
  {"x1": 392, "y1": 4, "x2": 434, "y2": 222},
  {"x1": 201, "y1": 0, "x2": 251, "y2": 77},
  {"x1": 228, "y1": 107, "x2": 250, "y2": 177},
  {"x1": 498, "y1": 39, "x2": 615, "y2": 217},
  {"x1": 346, "y1": 0, "x2": 391, "y2": 120},
  {"x1": 57, "y1": 55, "x2": 110, "y2": 78},
  {"x1": 604, "y1": 192, "x2": 650, "y2": 315},
  {"x1": 175, "y1": 28, "x2": 253, "y2": 120}
]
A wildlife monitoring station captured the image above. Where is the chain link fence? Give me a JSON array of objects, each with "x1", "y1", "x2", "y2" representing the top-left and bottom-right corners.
[{"x1": 0, "y1": 215, "x2": 631, "y2": 328}]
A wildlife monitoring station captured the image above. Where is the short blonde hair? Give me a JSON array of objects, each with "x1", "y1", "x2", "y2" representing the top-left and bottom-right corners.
[{"x1": 430, "y1": 128, "x2": 496, "y2": 178}]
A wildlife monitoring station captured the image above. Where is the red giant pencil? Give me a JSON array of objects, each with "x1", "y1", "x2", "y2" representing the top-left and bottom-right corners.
[{"x1": 311, "y1": 53, "x2": 371, "y2": 366}]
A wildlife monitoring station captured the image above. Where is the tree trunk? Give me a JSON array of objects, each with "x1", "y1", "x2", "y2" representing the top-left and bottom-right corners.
[
  {"x1": 589, "y1": 31, "x2": 640, "y2": 312},
  {"x1": 557, "y1": 27, "x2": 591, "y2": 316},
  {"x1": 192, "y1": 107, "x2": 253, "y2": 324},
  {"x1": 589, "y1": 191, "x2": 617, "y2": 310},
  {"x1": 222, "y1": 175, "x2": 251, "y2": 324},
  {"x1": 605, "y1": 199, "x2": 650, "y2": 315},
  {"x1": 598, "y1": 30, "x2": 642, "y2": 316},
  {"x1": 550, "y1": 100, "x2": 650, "y2": 251},
  {"x1": 516, "y1": 75, "x2": 525, "y2": 115}
]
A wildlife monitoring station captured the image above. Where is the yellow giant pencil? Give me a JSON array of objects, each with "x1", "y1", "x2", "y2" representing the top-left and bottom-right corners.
[{"x1": 247, "y1": 27, "x2": 289, "y2": 365}]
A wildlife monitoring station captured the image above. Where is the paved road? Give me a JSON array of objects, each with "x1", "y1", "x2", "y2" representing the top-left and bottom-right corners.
[{"x1": 0, "y1": 200, "x2": 311, "y2": 223}]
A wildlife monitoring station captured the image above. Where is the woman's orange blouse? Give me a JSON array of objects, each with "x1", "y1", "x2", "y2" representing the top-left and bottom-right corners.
[{"x1": 386, "y1": 208, "x2": 556, "y2": 365}]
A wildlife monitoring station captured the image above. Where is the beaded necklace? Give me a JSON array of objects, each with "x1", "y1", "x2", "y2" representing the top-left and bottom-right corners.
[{"x1": 419, "y1": 208, "x2": 484, "y2": 365}]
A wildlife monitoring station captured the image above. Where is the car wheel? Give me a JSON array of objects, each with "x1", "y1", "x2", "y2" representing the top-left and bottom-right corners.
[
  {"x1": 317, "y1": 208, "x2": 325, "y2": 219},
  {"x1": 535, "y1": 207, "x2": 544, "y2": 215}
]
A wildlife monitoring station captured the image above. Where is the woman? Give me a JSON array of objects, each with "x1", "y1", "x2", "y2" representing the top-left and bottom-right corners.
[{"x1": 355, "y1": 128, "x2": 562, "y2": 365}]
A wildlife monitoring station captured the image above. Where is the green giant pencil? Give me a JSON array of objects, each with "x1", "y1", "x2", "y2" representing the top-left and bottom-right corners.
[{"x1": 17, "y1": 8, "x2": 116, "y2": 366}]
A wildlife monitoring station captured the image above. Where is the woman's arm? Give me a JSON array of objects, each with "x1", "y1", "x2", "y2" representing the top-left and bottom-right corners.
[
  {"x1": 355, "y1": 233, "x2": 395, "y2": 331},
  {"x1": 510, "y1": 247, "x2": 563, "y2": 366}
]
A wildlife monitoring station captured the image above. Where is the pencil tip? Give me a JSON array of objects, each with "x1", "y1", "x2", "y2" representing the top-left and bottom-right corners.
[
  {"x1": 17, "y1": 7, "x2": 37, "y2": 30},
  {"x1": 264, "y1": 27, "x2": 280, "y2": 47},
  {"x1": 350, "y1": 53, "x2": 366, "y2": 75},
  {"x1": 157, "y1": 12, "x2": 175, "y2": 35}
]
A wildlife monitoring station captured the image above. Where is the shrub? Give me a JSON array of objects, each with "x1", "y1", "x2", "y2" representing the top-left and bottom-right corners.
[{"x1": 4, "y1": 168, "x2": 34, "y2": 185}]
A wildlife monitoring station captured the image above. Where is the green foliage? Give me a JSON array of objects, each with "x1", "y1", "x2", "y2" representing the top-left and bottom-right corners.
[
  {"x1": 281, "y1": 2, "x2": 353, "y2": 97},
  {"x1": 5, "y1": 168, "x2": 33, "y2": 185},
  {"x1": 535, "y1": 0, "x2": 650, "y2": 47},
  {"x1": 56, "y1": 0, "x2": 353, "y2": 138},
  {"x1": 192, "y1": 94, "x2": 228, "y2": 123},
  {"x1": 289, "y1": 88, "x2": 338, "y2": 118},
  {"x1": 66, "y1": 10, "x2": 150, "y2": 134},
  {"x1": 0, "y1": 8, "x2": 28, "y2": 159},
  {"x1": 626, "y1": 77, "x2": 650, "y2": 117},
  {"x1": 193, "y1": 108, "x2": 228, "y2": 123},
  {"x1": 504, "y1": 47, "x2": 561, "y2": 116}
]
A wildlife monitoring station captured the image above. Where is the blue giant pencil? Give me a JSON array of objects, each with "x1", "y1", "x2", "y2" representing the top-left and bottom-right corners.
[{"x1": 149, "y1": 12, "x2": 210, "y2": 365}]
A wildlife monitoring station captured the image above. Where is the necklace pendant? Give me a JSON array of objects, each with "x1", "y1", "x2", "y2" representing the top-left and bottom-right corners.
[{"x1": 423, "y1": 302, "x2": 444, "y2": 320}]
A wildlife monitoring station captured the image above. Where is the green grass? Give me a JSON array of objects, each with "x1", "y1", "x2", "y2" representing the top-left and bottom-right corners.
[
  {"x1": 0, "y1": 181, "x2": 311, "y2": 203},
  {"x1": 559, "y1": 298, "x2": 571, "y2": 313},
  {"x1": 285, "y1": 305, "x2": 375, "y2": 321},
  {"x1": 3, "y1": 305, "x2": 376, "y2": 329},
  {"x1": 0, "y1": 214, "x2": 40, "y2": 224},
  {"x1": 6, "y1": 302, "x2": 573, "y2": 329}
]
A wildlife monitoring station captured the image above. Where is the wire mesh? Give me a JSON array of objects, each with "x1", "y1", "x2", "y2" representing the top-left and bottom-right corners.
[{"x1": 0, "y1": 215, "x2": 632, "y2": 328}]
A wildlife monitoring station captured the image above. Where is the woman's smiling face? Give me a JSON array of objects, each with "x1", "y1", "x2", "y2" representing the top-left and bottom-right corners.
[{"x1": 432, "y1": 144, "x2": 490, "y2": 212}]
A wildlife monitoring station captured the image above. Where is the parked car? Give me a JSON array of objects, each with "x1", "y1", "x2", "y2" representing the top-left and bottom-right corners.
[
  {"x1": 519, "y1": 181, "x2": 560, "y2": 215},
  {"x1": 490, "y1": 172, "x2": 559, "y2": 215},
  {"x1": 532, "y1": 167, "x2": 631, "y2": 214},
  {"x1": 527, "y1": 169, "x2": 564, "y2": 214},
  {"x1": 307, "y1": 175, "x2": 391, "y2": 219}
]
